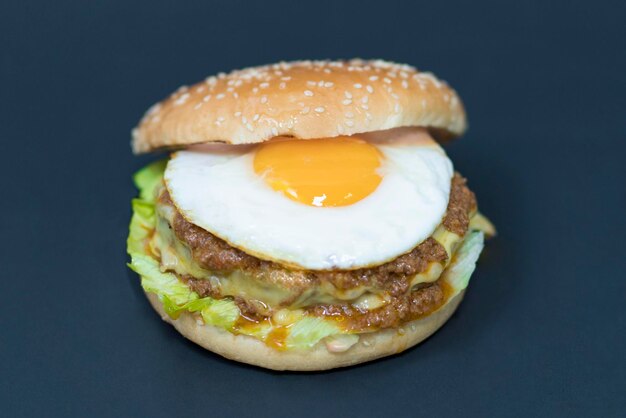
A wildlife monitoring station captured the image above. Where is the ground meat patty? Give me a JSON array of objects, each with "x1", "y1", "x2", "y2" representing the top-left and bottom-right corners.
[
  {"x1": 309, "y1": 279, "x2": 447, "y2": 331},
  {"x1": 182, "y1": 269, "x2": 448, "y2": 331},
  {"x1": 443, "y1": 174, "x2": 477, "y2": 235},
  {"x1": 164, "y1": 173, "x2": 475, "y2": 292}
]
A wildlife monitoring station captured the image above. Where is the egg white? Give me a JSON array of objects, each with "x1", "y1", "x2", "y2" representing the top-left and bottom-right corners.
[{"x1": 164, "y1": 128, "x2": 453, "y2": 270}]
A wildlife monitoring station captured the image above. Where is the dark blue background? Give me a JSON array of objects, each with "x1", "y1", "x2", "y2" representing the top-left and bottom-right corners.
[{"x1": 2, "y1": 0, "x2": 625, "y2": 416}]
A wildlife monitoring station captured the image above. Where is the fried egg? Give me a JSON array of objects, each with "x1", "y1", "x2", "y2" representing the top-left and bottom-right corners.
[{"x1": 164, "y1": 127, "x2": 453, "y2": 270}]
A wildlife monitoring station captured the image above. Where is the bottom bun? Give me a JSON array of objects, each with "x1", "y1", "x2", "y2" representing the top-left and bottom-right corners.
[{"x1": 145, "y1": 290, "x2": 465, "y2": 371}]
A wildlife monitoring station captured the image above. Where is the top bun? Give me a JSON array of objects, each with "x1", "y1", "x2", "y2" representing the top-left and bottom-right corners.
[{"x1": 132, "y1": 59, "x2": 466, "y2": 153}]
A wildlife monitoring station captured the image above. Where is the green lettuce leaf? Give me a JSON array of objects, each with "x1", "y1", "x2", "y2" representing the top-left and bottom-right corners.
[
  {"x1": 443, "y1": 231, "x2": 485, "y2": 291},
  {"x1": 237, "y1": 323, "x2": 273, "y2": 341},
  {"x1": 128, "y1": 252, "x2": 197, "y2": 305},
  {"x1": 286, "y1": 317, "x2": 342, "y2": 350},
  {"x1": 127, "y1": 159, "x2": 165, "y2": 253},
  {"x1": 200, "y1": 299, "x2": 240, "y2": 330},
  {"x1": 162, "y1": 297, "x2": 211, "y2": 320},
  {"x1": 133, "y1": 159, "x2": 168, "y2": 201},
  {"x1": 127, "y1": 199, "x2": 156, "y2": 254}
]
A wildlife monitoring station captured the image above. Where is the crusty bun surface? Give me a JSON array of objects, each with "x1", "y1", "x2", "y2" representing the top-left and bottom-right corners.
[
  {"x1": 132, "y1": 59, "x2": 466, "y2": 153},
  {"x1": 145, "y1": 290, "x2": 465, "y2": 371}
]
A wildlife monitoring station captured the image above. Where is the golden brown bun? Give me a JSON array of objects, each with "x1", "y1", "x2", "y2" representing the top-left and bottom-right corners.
[
  {"x1": 145, "y1": 290, "x2": 464, "y2": 371},
  {"x1": 132, "y1": 59, "x2": 466, "y2": 153}
]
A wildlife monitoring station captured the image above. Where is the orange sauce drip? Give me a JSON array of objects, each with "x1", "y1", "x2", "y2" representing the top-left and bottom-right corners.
[{"x1": 264, "y1": 326, "x2": 290, "y2": 351}]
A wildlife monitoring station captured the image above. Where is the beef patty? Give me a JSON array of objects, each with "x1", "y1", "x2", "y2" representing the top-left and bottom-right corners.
[{"x1": 183, "y1": 271, "x2": 450, "y2": 332}]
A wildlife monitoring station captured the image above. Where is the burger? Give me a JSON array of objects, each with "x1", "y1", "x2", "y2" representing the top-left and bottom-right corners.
[{"x1": 127, "y1": 59, "x2": 495, "y2": 371}]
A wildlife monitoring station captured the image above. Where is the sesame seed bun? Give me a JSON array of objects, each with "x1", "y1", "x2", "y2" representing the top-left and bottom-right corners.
[
  {"x1": 132, "y1": 59, "x2": 466, "y2": 153},
  {"x1": 144, "y1": 290, "x2": 465, "y2": 371}
]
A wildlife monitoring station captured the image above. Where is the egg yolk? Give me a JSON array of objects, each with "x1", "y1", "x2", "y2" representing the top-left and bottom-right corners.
[{"x1": 253, "y1": 136, "x2": 383, "y2": 207}]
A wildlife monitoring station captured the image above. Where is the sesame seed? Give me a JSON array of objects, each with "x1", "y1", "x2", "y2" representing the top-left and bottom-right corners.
[
  {"x1": 362, "y1": 96, "x2": 369, "y2": 103},
  {"x1": 145, "y1": 103, "x2": 161, "y2": 116},
  {"x1": 301, "y1": 106, "x2": 310, "y2": 114},
  {"x1": 233, "y1": 92, "x2": 239, "y2": 99},
  {"x1": 281, "y1": 76, "x2": 292, "y2": 81},
  {"x1": 317, "y1": 80, "x2": 324, "y2": 87},
  {"x1": 173, "y1": 92, "x2": 190, "y2": 106},
  {"x1": 216, "y1": 93, "x2": 225, "y2": 100},
  {"x1": 235, "y1": 111, "x2": 242, "y2": 117},
  {"x1": 324, "y1": 81, "x2": 334, "y2": 87},
  {"x1": 366, "y1": 85, "x2": 374, "y2": 93},
  {"x1": 345, "y1": 120, "x2": 354, "y2": 127},
  {"x1": 246, "y1": 123, "x2": 254, "y2": 132},
  {"x1": 383, "y1": 77, "x2": 392, "y2": 84},
  {"x1": 342, "y1": 99, "x2": 352, "y2": 105},
  {"x1": 365, "y1": 112, "x2": 373, "y2": 120},
  {"x1": 394, "y1": 103, "x2": 401, "y2": 113},
  {"x1": 369, "y1": 75, "x2": 378, "y2": 81},
  {"x1": 193, "y1": 103, "x2": 202, "y2": 110},
  {"x1": 345, "y1": 111, "x2": 354, "y2": 118},
  {"x1": 279, "y1": 82, "x2": 286, "y2": 89},
  {"x1": 253, "y1": 114, "x2": 260, "y2": 121},
  {"x1": 391, "y1": 93, "x2": 399, "y2": 99},
  {"x1": 260, "y1": 95, "x2": 268, "y2": 103},
  {"x1": 260, "y1": 82, "x2": 269, "y2": 88},
  {"x1": 418, "y1": 72, "x2": 443, "y2": 88},
  {"x1": 271, "y1": 127, "x2": 278, "y2": 136},
  {"x1": 227, "y1": 87, "x2": 234, "y2": 92},
  {"x1": 195, "y1": 85, "x2": 206, "y2": 93},
  {"x1": 217, "y1": 116, "x2": 225, "y2": 122},
  {"x1": 401, "y1": 80, "x2": 409, "y2": 89},
  {"x1": 354, "y1": 83, "x2": 362, "y2": 89},
  {"x1": 304, "y1": 90, "x2": 314, "y2": 96},
  {"x1": 252, "y1": 87, "x2": 259, "y2": 94},
  {"x1": 307, "y1": 81, "x2": 316, "y2": 86},
  {"x1": 314, "y1": 106, "x2": 325, "y2": 113},
  {"x1": 344, "y1": 91, "x2": 352, "y2": 99},
  {"x1": 361, "y1": 104, "x2": 369, "y2": 110}
]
